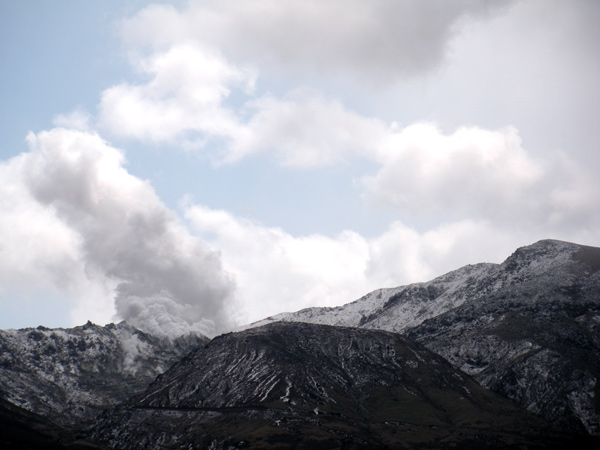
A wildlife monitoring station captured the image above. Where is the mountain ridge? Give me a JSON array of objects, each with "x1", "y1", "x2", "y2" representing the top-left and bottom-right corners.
[
  {"x1": 242, "y1": 239, "x2": 600, "y2": 434},
  {"x1": 249, "y1": 240, "x2": 586, "y2": 331}
]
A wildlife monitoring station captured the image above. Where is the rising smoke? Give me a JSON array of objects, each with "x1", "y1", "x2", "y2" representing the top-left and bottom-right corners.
[{"x1": 21, "y1": 127, "x2": 235, "y2": 337}]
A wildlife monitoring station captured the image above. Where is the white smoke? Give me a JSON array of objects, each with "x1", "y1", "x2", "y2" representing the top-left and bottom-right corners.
[
  {"x1": 119, "y1": 330, "x2": 146, "y2": 375},
  {"x1": 16, "y1": 127, "x2": 235, "y2": 337}
]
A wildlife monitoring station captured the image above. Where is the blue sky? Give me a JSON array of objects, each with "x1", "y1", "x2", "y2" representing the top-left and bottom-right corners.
[{"x1": 1, "y1": 0, "x2": 599, "y2": 336}]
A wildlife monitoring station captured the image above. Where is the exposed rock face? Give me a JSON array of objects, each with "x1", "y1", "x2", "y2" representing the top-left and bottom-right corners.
[
  {"x1": 93, "y1": 322, "x2": 591, "y2": 450},
  {"x1": 246, "y1": 240, "x2": 600, "y2": 434},
  {"x1": 407, "y1": 240, "x2": 600, "y2": 435},
  {"x1": 0, "y1": 321, "x2": 206, "y2": 428}
]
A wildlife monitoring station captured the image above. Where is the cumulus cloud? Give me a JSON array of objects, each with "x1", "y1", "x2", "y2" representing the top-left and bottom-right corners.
[
  {"x1": 98, "y1": 41, "x2": 387, "y2": 165},
  {"x1": 185, "y1": 204, "x2": 556, "y2": 324},
  {"x1": 6, "y1": 0, "x2": 599, "y2": 333},
  {"x1": 97, "y1": 0, "x2": 522, "y2": 167},
  {"x1": 2, "y1": 126, "x2": 597, "y2": 331},
  {"x1": 120, "y1": 0, "x2": 514, "y2": 81},
  {"x1": 185, "y1": 205, "x2": 374, "y2": 324},
  {"x1": 431, "y1": 0, "x2": 600, "y2": 168},
  {"x1": 52, "y1": 108, "x2": 93, "y2": 132},
  {"x1": 0, "y1": 154, "x2": 87, "y2": 294},
  {"x1": 365, "y1": 219, "x2": 526, "y2": 286},
  {"x1": 98, "y1": 42, "x2": 255, "y2": 147},
  {"x1": 1, "y1": 127, "x2": 235, "y2": 336},
  {"x1": 229, "y1": 92, "x2": 388, "y2": 166},
  {"x1": 92, "y1": 7, "x2": 600, "y2": 322},
  {"x1": 97, "y1": 35, "x2": 599, "y2": 238},
  {"x1": 363, "y1": 124, "x2": 600, "y2": 232}
]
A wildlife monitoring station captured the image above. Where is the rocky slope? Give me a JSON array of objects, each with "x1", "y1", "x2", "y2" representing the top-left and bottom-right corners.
[
  {"x1": 93, "y1": 322, "x2": 591, "y2": 449},
  {"x1": 407, "y1": 240, "x2": 600, "y2": 434},
  {"x1": 246, "y1": 240, "x2": 600, "y2": 434},
  {"x1": 0, "y1": 321, "x2": 206, "y2": 428}
]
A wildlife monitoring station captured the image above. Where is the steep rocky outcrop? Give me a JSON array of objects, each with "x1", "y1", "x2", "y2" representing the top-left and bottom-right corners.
[
  {"x1": 93, "y1": 322, "x2": 592, "y2": 449},
  {"x1": 0, "y1": 321, "x2": 206, "y2": 428},
  {"x1": 407, "y1": 240, "x2": 600, "y2": 434}
]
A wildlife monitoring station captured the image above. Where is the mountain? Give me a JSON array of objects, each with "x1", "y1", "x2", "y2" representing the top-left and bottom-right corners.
[
  {"x1": 2, "y1": 238, "x2": 599, "y2": 447},
  {"x1": 92, "y1": 322, "x2": 593, "y2": 449},
  {"x1": 246, "y1": 240, "x2": 600, "y2": 434},
  {"x1": 407, "y1": 240, "x2": 600, "y2": 434},
  {"x1": 0, "y1": 321, "x2": 206, "y2": 429}
]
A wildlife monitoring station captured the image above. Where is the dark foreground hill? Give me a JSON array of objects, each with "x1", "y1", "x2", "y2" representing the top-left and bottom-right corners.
[
  {"x1": 0, "y1": 397, "x2": 109, "y2": 450},
  {"x1": 92, "y1": 322, "x2": 595, "y2": 449}
]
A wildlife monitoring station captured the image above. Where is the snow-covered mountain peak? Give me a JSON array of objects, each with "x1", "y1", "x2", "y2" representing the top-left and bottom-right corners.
[{"x1": 501, "y1": 239, "x2": 579, "y2": 273}]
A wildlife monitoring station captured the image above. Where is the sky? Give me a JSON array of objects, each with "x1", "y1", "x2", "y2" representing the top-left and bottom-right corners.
[{"x1": 1, "y1": 0, "x2": 599, "y2": 337}]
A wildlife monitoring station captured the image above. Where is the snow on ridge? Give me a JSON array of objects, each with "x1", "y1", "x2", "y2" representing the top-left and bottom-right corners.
[
  {"x1": 240, "y1": 262, "x2": 500, "y2": 333},
  {"x1": 363, "y1": 262, "x2": 500, "y2": 333},
  {"x1": 238, "y1": 286, "x2": 405, "y2": 331},
  {"x1": 239, "y1": 240, "x2": 587, "y2": 335}
]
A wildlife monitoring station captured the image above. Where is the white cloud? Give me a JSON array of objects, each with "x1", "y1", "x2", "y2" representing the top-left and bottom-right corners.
[
  {"x1": 0, "y1": 148, "x2": 117, "y2": 328},
  {"x1": 52, "y1": 108, "x2": 92, "y2": 132},
  {"x1": 184, "y1": 204, "x2": 546, "y2": 325},
  {"x1": 0, "y1": 154, "x2": 86, "y2": 292},
  {"x1": 0, "y1": 127, "x2": 235, "y2": 336},
  {"x1": 98, "y1": 40, "x2": 388, "y2": 166},
  {"x1": 98, "y1": 42, "x2": 255, "y2": 148},
  {"x1": 2, "y1": 126, "x2": 597, "y2": 332},
  {"x1": 395, "y1": 0, "x2": 600, "y2": 170},
  {"x1": 97, "y1": 37, "x2": 600, "y2": 239},
  {"x1": 3, "y1": 0, "x2": 600, "y2": 337},
  {"x1": 95, "y1": 20, "x2": 599, "y2": 278},
  {"x1": 363, "y1": 124, "x2": 600, "y2": 232},
  {"x1": 229, "y1": 92, "x2": 387, "y2": 166},
  {"x1": 366, "y1": 219, "x2": 525, "y2": 286},
  {"x1": 185, "y1": 205, "x2": 374, "y2": 324}
]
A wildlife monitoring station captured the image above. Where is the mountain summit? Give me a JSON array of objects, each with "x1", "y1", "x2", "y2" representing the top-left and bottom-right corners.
[{"x1": 247, "y1": 240, "x2": 600, "y2": 434}]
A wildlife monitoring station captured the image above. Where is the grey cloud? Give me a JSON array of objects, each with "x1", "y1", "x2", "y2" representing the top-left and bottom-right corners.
[
  {"x1": 389, "y1": 0, "x2": 600, "y2": 168},
  {"x1": 122, "y1": 0, "x2": 515, "y2": 82}
]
